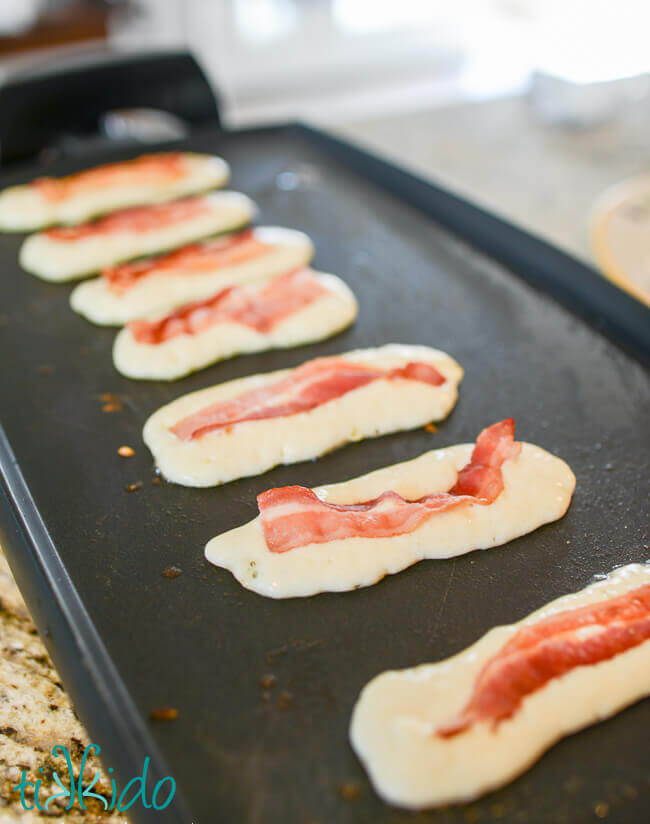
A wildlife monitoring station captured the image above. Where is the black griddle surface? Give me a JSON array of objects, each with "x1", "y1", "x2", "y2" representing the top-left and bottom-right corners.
[{"x1": 0, "y1": 125, "x2": 648, "y2": 823}]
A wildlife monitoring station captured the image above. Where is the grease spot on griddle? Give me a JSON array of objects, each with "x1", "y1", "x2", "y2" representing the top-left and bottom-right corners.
[{"x1": 264, "y1": 638, "x2": 324, "y2": 665}]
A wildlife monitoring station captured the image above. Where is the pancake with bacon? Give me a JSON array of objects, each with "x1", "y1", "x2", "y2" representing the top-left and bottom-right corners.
[
  {"x1": 351, "y1": 563, "x2": 648, "y2": 808},
  {"x1": 144, "y1": 344, "x2": 463, "y2": 487},
  {"x1": 113, "y1": 267, "x2": 357, "y2": 380},
  {"x1": 20, "y1": 192, "x2": 255, "y2": 281},
  {"x1": 0, "y1": 152, "x2": 229, "y2": 231},
  {"x1": 205, "y1": 419, "x2": 574, "y2": 597}
]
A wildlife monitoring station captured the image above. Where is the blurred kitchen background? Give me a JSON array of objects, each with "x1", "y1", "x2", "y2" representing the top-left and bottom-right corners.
[{"x1": 1, "y1": 0, "x2": 650, "y2": 298}]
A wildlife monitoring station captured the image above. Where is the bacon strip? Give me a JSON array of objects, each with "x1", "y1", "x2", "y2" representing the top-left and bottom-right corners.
[
  {"x1": 129, "y1": 269, "x2": 327, "y2": 343},
  {"x1": 258, "y1": 419, "x2": 520, "y2": 553},
  {"x1": 44, "y1": 196, "x2": 211, "y2": 242},
  {"x1": 33, "y1": 153, "x2": 187, "y2": 201},
  {"x1": 104, "y1": 229, "x2": 269, "y2": 293},
  {"x1": 436, "y1": 583, "x2": 650, "y2": 737},
  {"x1": 171, "y1": 357, "x2": 446, "y2": 442}
]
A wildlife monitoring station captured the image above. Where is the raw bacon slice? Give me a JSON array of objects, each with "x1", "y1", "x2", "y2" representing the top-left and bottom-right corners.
[
  {"x1": 171, "y1": 356, "x2": 446, "y2": 441},
  {"x1": 258, "y1": 419, "x2": 520, "y2": 553},
  {"x1": 448, "y1": 417, "x2": 519, "y2": 500},
  {"x1": 104, "y1": 228, "x2": 270, "y2": 293},
  {"x1": 45, "y1": 196, "x2": 212, "y2": 241},
  {"x1": 33, "y1": 153, "x2": 187, "y2": 201},
  {"x1": 127, "y1": 268, "x2": 326, "y2": 342},
  {"x1": 437, "y1": 582, "x2": 650, "y2": 737}
]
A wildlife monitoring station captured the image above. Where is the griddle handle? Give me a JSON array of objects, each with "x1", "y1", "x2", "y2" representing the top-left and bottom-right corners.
[{"x1": 0, "y1": 50, "x2": 221, "y2": 166}]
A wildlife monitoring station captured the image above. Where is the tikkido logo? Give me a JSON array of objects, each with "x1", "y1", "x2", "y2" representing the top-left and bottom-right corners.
[{"x1": 12, "y1": 744, "x2": 176, "y2": 813}]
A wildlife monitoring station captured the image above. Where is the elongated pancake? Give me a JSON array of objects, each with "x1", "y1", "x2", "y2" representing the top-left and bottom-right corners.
[
  {"x1": 19, "y1": 192, "x2": 255, "y2": 282},
  {"x1": 114, "y1": 268, "x2": 358, "y2": 380},
  {"x1": 71, "y1": 226, "x2": 313, "y2": 325},
  {"x1": 144, "y1": 344, "x2": 463, "y2": 487},
  {"x1": 0, "y1": 152, "x2": 229, "y2": 231},
  {"x1": 205, "y1": 420, "x2": 575, "y2": 597},
  {"x1": 350, "y1": 563, "x2": 649, "y2": 809}
]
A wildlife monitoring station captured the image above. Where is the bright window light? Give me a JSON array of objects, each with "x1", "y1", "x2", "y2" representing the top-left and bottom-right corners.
[
  {"x1": 333, "y1": 0, "x2": 442, "y2": 33},
  {"x1": 532, "y1": 0, "x2": 650, "y2": 83},
  {"x1": 234, "y1": 0, "x2": 298, "y2": 44}
]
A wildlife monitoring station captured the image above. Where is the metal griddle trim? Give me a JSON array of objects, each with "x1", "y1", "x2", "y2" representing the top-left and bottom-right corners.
[{"x1": 0, "y1": 426, "x2": 192, "y2": 824}]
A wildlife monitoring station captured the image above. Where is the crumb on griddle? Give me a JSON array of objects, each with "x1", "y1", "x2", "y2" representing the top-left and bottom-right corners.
[
  {"x1": 260, "y1": 673, "x2": 276, "y2": 689},
  {"x1": 337, "y1": 782, "x2": 361, "y2": 801},
  {"x1": 150, "y1": 707, "x2": 179, "y2": 722},
  {"x1": 118, "y1": 445, "x2": 134, "y2": 457},
  {"x1": 100, "y1": 392, "x2": 124, "y2": 412},
  {"x1": 162, "y1": 566, "x2": 183, "y2": 579},
  {"x1": 425, "y1": 422, "x2": 437, "y2": 433},
  {"x1": 276, "y1": 690, "x2": 293, "y2": 710},
  {"x1": 125, "y1": 481, "x2": 143, "y2": 493}
]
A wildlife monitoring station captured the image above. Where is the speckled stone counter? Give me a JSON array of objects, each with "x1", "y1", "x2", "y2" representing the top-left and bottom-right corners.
[{"x1": 0, "y1": 548, "x2": 126, "y2": 823}]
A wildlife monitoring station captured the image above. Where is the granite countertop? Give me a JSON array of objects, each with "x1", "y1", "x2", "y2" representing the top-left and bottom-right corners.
[
  {"x1": 331, "y1": 94, "x2": 650, "y2": 266},
  {"x1": 0, "y1": 551, "x2": 126, "y2": 823},
  {"x1": 1, "y1": 92, "x2": 648, "y2": 822}
]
